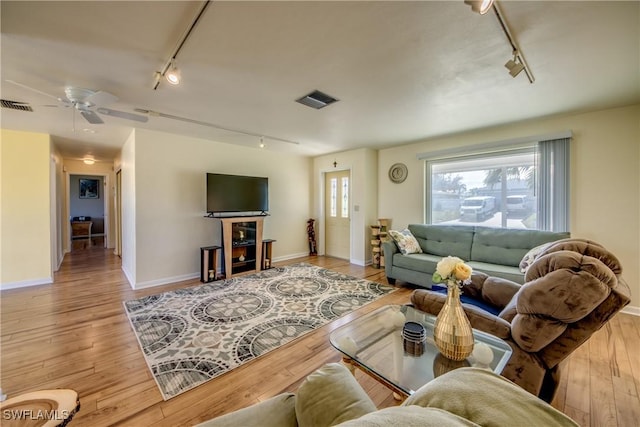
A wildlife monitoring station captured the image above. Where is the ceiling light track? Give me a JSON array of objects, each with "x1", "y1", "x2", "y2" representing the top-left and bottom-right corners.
[
  {"x1": 134, "y1": 108, "x2": 300, "y2": 146},
  {"x1": 492, "y1": 2, "x2": 534, "y2": 83},
  {"x1": 154, "y1": 0, "x2": 212, "y2": 90}
]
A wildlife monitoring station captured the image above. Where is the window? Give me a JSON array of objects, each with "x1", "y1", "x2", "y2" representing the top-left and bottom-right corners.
[
  {"x1": 330, "y1": 178, "x2": 337, "y2": 217},
  {"x1": 424, "y1": 137, "x2": 570, "y2": 232},
  {"x1": 341, "y1": 177, "x2": 349, "y2": 218}
]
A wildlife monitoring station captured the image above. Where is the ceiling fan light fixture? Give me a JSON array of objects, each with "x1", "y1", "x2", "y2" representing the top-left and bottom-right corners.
[
  {"x1": 165, "y1": 60, "x2": 181, "y2": 85},
  {"x1": 464, "y1": 0, "x2": 495, "y2": 15}
]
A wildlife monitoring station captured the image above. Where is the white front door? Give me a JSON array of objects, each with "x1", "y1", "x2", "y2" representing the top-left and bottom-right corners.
[{"x1": 325, "y1": 170, "x2": 350, "y2": 260}]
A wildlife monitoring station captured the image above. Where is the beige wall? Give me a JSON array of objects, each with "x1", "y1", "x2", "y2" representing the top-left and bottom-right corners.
[
  {"x1": 0, "y1": 129, "x2": 52, "y2": 288},
  {"x1": 313, "y1": 148, "x2": 378, "y2": 265},
  {"x1": 378, "y1": 104, "x2": 640, "y2": 310},
  {"x1": 126, "y1": 129, "x2": 312, "y2": 288}
]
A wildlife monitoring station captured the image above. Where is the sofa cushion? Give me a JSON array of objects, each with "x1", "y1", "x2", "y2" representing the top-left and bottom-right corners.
[
  {"x1": 295, "y1": 363, "x2": 376, "y2": 427},
  {"x1": 403, "y1": 367, "x2": 578, "y2": 427},
  {"x1": 467, "y1": 261, "x2": 524, "y2": 284},
  {"x1": 392, "y1": 253, "x2": 441, "y2": 274},
  {"x1": 335, "y1": 406, "x2": 479, "y2": 427},
  {"x1": 195, "y1": 393, "x2": 297, "y2": 427},
  {"x1": 408, "y1": 224, "x2": 474, "y2": 260},
  {"x1": 388, "y1": 229, "x2": 423, "y2": 255},
  {"x1": 471, "y1": 227, "x2": 570, "y2": 267}
]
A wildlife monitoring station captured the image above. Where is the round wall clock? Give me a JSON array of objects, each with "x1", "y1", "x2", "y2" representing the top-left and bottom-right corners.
[{"x1": 388, "y1": 163, "x2": 408, "y2": 183}]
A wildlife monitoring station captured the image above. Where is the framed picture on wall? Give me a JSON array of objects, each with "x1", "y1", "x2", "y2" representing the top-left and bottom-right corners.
[{"x1": 79, "y1": 178, "x2": 99, "y2": 199}]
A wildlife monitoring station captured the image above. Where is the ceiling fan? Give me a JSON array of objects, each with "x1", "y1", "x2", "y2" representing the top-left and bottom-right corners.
[{"x1": 5, "y1": 80, "x2": 148, "y2": 125}]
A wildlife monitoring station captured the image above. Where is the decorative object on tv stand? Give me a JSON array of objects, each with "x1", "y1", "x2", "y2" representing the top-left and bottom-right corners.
[{"x1": 432, "y1": 256, "x2": 474, "y2": 361}]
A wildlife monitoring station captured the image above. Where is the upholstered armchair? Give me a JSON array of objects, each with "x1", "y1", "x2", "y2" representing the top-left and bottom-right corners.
[{"x1": 411, "y1": 239, "x2": 631, "y2": 402}]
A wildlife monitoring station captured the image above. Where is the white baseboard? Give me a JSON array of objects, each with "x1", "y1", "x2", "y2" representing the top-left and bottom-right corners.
[
  {"x1": 1, "y1": 276, "x2": 53, "y2": 291},
  {"x1": 273, "y1": 252, "x2": 309, "y2": 263},
  {"x1": 133, "y1": 272, "x2": 200, "y2": 290},
  {"x1": 621, "y1": 305, "x2": 640, "y2": 317}
]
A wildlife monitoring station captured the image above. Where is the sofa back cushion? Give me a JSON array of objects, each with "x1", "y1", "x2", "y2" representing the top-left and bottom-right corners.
[
  {"x1": 471, "y1": 227, "x2": 569, "y2": 267},
  {"x1": 408, "y1": 224, "x2": 475, "y2": 260}
]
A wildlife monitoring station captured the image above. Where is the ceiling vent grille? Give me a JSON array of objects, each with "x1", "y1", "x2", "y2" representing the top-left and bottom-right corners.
[
  {"x1": 1, "y1": 99, "x2": 33, "y2": 112},
  {"x1": 295, "y1": 90, "x2": 339, "y2": 109}
]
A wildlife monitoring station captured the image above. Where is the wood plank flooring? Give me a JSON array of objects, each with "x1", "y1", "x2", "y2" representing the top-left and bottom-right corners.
[{"x1": 1, "y1": 248, "x2": 639, "y2": 426}]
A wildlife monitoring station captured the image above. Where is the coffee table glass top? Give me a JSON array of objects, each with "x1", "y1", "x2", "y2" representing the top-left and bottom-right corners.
[{"x1": 329, "y1": 304, "x2": 512, "y2": 396}]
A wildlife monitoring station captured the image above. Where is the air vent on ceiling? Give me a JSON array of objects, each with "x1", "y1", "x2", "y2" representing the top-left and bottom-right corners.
[
  {"x1": 295, "y1": 90, "x2": 339, "y2": 109},
  {"x1": 1, "y1": 99, "x2": 33, "y2": 112}
]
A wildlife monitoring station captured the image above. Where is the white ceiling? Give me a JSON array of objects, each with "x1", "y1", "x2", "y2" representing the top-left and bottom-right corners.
[{"x1": 1, "y1": 1, "x2": 638, "y2": 161}]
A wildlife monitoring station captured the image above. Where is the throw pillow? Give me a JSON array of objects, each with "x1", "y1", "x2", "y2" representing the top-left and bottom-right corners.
[
  {"x1": 389, "y1": 229, "x2": 423, "y2": 255},
  {"x1": 519, "y1": 242, "x2": 553, "y2": 272}
]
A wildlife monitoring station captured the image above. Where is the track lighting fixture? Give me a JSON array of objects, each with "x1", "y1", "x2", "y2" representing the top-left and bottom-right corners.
[
  {"x1": 466, "y1": 1, "x2": 534, "y2": 83},
  {"x1": 153, "y1": 1, "x2": 212, "y2": 90},
  {"x1": 165, "y1": 59, "x2": 181, "y2": 85},
  {"x1": 505, "y1": 51, "x2": 525, "y2": 77},
  {"x1": 464, "y1": 0, "x2": 495, "y2": 15}
]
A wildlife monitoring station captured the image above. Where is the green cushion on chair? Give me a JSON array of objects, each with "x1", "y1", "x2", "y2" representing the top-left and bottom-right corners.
[
  {"x1": 403, "y1": 367, "x2": 578, "y2": 427},
  {"x1": 194, "y1": 392, "x2": 297, "y2": 427},
  {"x1": 335, "y1": 406, "x2": 479, "y2": 426},
  {"x1": 295, "y1": 363, "x2": 377, "y2": 427}
]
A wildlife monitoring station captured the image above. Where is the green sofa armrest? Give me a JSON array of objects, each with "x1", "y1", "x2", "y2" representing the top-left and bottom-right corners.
[{"x1": 382, "y1": 240, "x2": 398, "y2": 277}]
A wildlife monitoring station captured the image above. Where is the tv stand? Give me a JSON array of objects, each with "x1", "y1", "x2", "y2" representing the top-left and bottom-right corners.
[{"x1": 220, "y1": 216, "x2": 264, "y2": 278}]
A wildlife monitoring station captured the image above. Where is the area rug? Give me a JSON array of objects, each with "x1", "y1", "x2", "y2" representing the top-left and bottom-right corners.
[{"x1": 123, "y1": 262, "x2": 395, "y2": 400}]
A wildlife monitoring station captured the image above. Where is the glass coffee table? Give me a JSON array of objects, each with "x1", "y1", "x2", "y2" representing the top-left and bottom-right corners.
[{"x1": 330, "y1": 304, "x2": 512, "y2": 399}]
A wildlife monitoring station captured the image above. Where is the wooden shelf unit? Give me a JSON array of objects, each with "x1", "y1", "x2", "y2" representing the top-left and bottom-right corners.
[
  {"x1": 200, "y1": 245, "x2": 221, "y2": 282},
  {"x1": 370, "y1": 218, "x2": 391, "y2": 269},
  {"x1": 221, "y1": 216, "x2": 264, "y2": 278}
]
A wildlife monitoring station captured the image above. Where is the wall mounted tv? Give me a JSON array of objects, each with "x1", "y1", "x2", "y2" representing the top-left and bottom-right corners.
[{"x1": 206, "y1": 173, "x2": 269, "y2": 215}]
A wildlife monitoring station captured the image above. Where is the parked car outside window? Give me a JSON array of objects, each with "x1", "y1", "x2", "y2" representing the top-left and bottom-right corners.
[{"x1": 506, "y1": 195, "x2": 532, "y2": 215}]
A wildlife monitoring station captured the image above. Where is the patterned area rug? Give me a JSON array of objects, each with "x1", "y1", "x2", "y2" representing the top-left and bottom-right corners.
[{"x1": 123, "y1": 262, "x2": 395, "y2": 400}]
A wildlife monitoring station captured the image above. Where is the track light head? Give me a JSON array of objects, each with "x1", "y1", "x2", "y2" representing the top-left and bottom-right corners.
[
  {"x1": 505, "y1": 54, "x2": 525, "y2": 78},
  {"x1": 165, "y1": 60, "x2": 181, "y2": 85},
  {"x1": 464, "y1": 0, "x2": 495, "y2": 15}
]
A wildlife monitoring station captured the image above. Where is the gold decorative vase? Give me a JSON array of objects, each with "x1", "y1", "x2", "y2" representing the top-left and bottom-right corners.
[{"x1": 433, "y1": 282, "x2": 474, "y2": 361}]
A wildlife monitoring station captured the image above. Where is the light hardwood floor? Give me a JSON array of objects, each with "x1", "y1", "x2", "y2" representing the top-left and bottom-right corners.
[{"x1": 1, "y1": 248, "x2": 638, "y2": 426}]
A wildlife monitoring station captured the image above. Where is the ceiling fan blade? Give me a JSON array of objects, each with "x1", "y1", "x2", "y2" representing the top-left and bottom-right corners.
[
  {"x1": 97, "y1": 107, "x2": 148, "y2": 123},
  {"x1": 80, "y1": 109, "x2": 104, "y2": 124},
  {"x1": 6, "y1": 79, "x2": 69, "y2": 104},
  {"x1": 86, "y1": 90, "x2": 118, "y2": 106}
]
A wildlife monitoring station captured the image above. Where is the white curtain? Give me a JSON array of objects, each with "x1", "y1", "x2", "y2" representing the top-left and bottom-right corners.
[{"x1": 536, "y1": 138, "x2": 571, "y2": 232}]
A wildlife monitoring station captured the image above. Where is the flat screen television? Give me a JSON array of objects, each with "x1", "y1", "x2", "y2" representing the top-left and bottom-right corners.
[{"x1": 206, "y1": 173, "x2": 269, "y2": 214}]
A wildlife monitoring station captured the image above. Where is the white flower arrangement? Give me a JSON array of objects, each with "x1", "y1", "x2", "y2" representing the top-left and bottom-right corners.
[{"x1": 432, "y1": 256, "x2": 473, "y2": 288}]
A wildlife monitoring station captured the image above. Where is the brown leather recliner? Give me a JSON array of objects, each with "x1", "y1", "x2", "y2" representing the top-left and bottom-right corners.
[{"x1": 411, "y1": 239, "x2": 631, "y2": 403}]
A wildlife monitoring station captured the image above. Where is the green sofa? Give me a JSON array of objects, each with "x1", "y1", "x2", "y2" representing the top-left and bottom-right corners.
[
  {"x1": 196, "y1": 362, "x2": 577, "y2": 427},
  {"x1": 383, "y1": 224, "x2": 569, "y2": 287}
]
